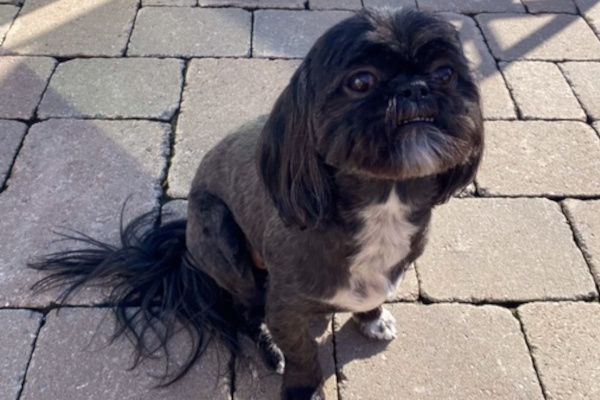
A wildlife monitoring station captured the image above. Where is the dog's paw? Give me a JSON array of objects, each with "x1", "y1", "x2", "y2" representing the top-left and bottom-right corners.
[
  {"x1": 355, "y1": 308, "x2": 397, "y2": 341},
  {"x1": 256, "y1": 323, "x2": 285, "y2": 374},
  {"x1": 283, "y1": 385, "x2": 325, "y2": 400}
]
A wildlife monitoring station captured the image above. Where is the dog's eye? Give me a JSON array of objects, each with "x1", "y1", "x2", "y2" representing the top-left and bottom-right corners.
[
  {"x1": 431, "y1": 66, "x2": 455, "y2": 85},
  {"x1": 347, "y1": 71, "x2": 378, "y2": 93}
]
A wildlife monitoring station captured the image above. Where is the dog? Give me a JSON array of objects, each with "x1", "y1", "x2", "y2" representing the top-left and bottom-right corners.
[{"x1": 31, "y1": 8, "x2": 483, "y2": 400}]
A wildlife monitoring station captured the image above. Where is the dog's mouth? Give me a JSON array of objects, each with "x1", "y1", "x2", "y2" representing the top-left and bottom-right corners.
[{"x1": 397, "y1": 116, "x2": 434, "y2": 126}]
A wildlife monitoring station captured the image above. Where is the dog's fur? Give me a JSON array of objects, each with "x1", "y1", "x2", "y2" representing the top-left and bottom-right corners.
[{"x1": 31, "y1": 8, "x2": 483, "y2": 400}]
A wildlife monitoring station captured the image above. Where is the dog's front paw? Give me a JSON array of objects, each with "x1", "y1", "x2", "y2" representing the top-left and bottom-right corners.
[{"x1": 354, "y1": 308, "x2": 397, "y2": 341}]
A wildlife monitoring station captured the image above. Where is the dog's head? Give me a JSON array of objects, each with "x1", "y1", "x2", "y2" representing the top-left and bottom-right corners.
[{"x1": 259, "y1": 8, "x2": 484, "y2": 228}]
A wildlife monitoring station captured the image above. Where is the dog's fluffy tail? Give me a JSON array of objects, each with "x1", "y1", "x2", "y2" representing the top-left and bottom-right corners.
[{"x1": 30, "y1": 210, "x2": 240, "y2": 385}]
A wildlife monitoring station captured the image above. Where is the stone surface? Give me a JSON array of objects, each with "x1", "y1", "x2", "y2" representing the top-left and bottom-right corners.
[
  {"x1": 310, "y1": 0, "x2": 362, "y2": 9},
  {"x1": 389, "y1": 264, "x2": 419, "y2": 301},
  {"x1": 336, "y1": 303, "x2": 544, "y2": 399},
  {"x1": 0, "y1": 5, "x2": 18, "y2": 45},
  {"x1": 500, "y1": 61, "x2": 585, "y2": 120},
  {"x1": 38, "y1": 58, "x2": 183, "y2": 120},
  {"x1": 563, "y1": 200, "x2": 600, "y2": 287},
  {"x1": 21, "y1": 308, "x2": 231, "y2": 400},
  {"x1": 168, "y1": 58, "x2": 299, "y2": 198},
  {"x1": 363, "y1": 0, "x2": 416, "y2": 7},
  {"x1": 417, "y1": 198, "x2": 597, "y2": 303},
  {"x1": 0, "y1": 56, "x2": 56, "y2": 119},
  {"x1": 0, "y1": 310, "x2": 41, "y2": 400},
  {"x1": 445, "y1": 13, "x2": 516, "y2": 119},
  {"x1": 519, "y1": 302, "x2": 600, "y2": 400},
  {"x1": 418, "y1": 0, "x2": 525, "y2": 13},
  {"x1": 522, "y1": 0, "x2": 578, "y2": 13},
  {"x1": 128, "y1": 8, "x2": 251, "y2": 57},
  {"x1": 477, "y1": 13, "x2": 600, "y2": 61},
  {"x1": 575, "y1": 0, "x2": 600, "y2": 36},
  {"x1": 560, "y1": 62, "x2": 600, "y2": 120},
  {"x1": 1, "y1": 0, "x2": 138, "y2": 57},
  {"x1": 199, "y1": 0, "x2": 304, "y2": 8},
  {"x1": 0, "y1": 120, "x2": 26, "y2": 186},
  {"x1": 142, "y1": 0, "x2": 195, "y2": 5},
  {"x1": 161, "y1": 199, "x2": 188, "y2": 222},
  {"x1": 477, "y1": 121, "x2": 600, "y2": 196},
  {"x1": 0, "y1": 119, "x2": 169, "y2": 307},
  {"x1": 253, "y1": 10, "x2": 353, "y2": 58}
]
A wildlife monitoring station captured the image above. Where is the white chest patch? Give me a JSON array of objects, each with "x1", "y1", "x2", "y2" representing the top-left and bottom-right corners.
[{"x1": 329, "y1": 191, "x2": 418, "y2": 312}]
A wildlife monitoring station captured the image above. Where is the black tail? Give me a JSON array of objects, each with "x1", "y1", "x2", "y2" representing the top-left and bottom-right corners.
[{"x1": 30, "y1": 210, "x2": 240, "y2": 385}]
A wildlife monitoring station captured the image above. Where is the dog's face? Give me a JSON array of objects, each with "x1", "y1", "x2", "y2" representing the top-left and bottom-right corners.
[{"x1": 260, "y1": 9, "x2": 484, "y2": 227}]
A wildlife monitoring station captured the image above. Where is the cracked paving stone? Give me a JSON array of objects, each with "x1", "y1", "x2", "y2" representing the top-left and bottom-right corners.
[
  {"x1": 0, "y1": 4, "x2": 19, "y2": 45},
  {"x1": 418, "y1": 0, "x2": 525, "y2": 13},
  {"x1": 363, "y1": 0, "x2": 416, "y2": 7},
  {"x1": 521, "y1": 0, "x2": 578, "y2": 13},
  {"x1": 563, "y1": 199, "x2": 600, "y2": 287},
  {"x1": 199, "y1": 0, "x2": 305, "y2": 7},
  {"x1": 560, "y1": 61, "x2": 600, "y2": 120},
  {"x1": 0, "y1": 119, "x2": 26, "y2": 186},
  {"x1": 574, "y1": 0, "x2": 600, "y2": 36},
  {"x1": 309, "y1": 0, "x2": 362, "y2": 10}
]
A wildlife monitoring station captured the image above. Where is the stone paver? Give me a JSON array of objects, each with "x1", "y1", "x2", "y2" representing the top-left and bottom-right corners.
[
  {"x1": 0, "y1": 310, "x2": 41, "y2": 400},
  {"x1": 0, "y1": 119, "x2": 169, "y2": 307},
  {"x1": 519, "y1": 302, "x2": 600, "y2": 400},
  {"x1": 0, "y1": 5, "x2": 18, "y2": 45},
  {"x1": 417, "y1": 198, "x2": 597, "y2": 303},
  {"x1": 38, "y1": 58, "x2": 183, "y2": 120},
  {"x1": 0, "y1": 56, "x2": 56, "y2": 119},
  {"x1": 477, "y1": 121, "x2": 600, "y2": 196},
  {"x1": 336, "y1": 304, "x2": 544, "y2": 400},
  {"x1": 563, "y1": 200, "x2": 600, "y2": 287},
  {"x1": 143, "y1": 0, "x2": 195, "y2": 5},
  {"x1": 310, "y1": 0, "x2": 362, "y2": 10},
  {"x1": 575, "y1": 0, "x2": 600, "y2": 36},
  {"x1": 168, "y1": 58, "x2": 299, "y2": 198},
  {"x1": 522, "y1": 0, "x2": 578, "y2": 13},
  {"x1": 128, "y1": 7, "x2": 251, "y2": 57},
  {"x1": 21, "y1": 308, "x2": 231, "y2": 400},
  {"x1": 363, "y1": 0, "x2": 416, "y2": 7},
  {"x1": 446, "y1": 13, "x2": 516, "y2": 119},
  {"x1": 500, "y1": 61, "x2": 585, "y2": 120},
  {"x1": 1, "y1": 0, "x2": 138, "y2": 57},
  {"x1": 199, "y1": 0, "x2": 304, "y2": 8},
  {"x1": 477, "y1": 13, "x2": 600, "y2": 61},
  {"x1": 560, "y1": 62, "x2": 600, "y2": 120},
  {"x1": 418, "y1": 0, "x2": 525, "y2": 13},
  {"x1": 161, "y1": 199, "x2": 188, "y2": 222},
  {"x1": 253, "y1": 10, "x2": 353, "y2": 58},
  {"x1": 0, "y1": 120, "x2": 26, "y2": 186}
]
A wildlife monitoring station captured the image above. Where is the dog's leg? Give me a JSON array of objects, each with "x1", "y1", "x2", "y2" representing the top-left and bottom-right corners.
[{"x1": 353, "y1": 305, "x2": 397, "y2": 341}]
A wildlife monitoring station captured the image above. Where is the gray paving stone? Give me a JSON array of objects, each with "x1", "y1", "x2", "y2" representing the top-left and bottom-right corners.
[
  {"x1": 142, "y1": 0, "x2": 195, "y2": 5},
  {"x1": 500, "y1": 61, "x2": 585, "y2": 120},
  {"x1": 0, "y1": 310, "x2": 41, "y2": 400},
  {"x1": 0, "y1": 119, "x2": 25, "y2": 186},
  {"x1": 38, "y1": 58, "x2": 183, "y2": 120},
  {"x1": 335, "y1": 304, "x2": 544, "y2": 400},
  {"x1": 310, "y1": 0, "x2": 362, "y2": 10},
  {"x1": 417, "y1": 198, "x2": 597, "y2": 303},
  {"x1": 477, "y1": 121, "x2": 600, "y2": 196},
  {"x1": 253, "y1": 10, "x2": 353, "y2": 58},
  {"x1": 128, "y1": 7, "x2": 251, "y2": 57},
  {"x1": 575, "y1": 0, "x2": 600, "y2": 36},
  {"x1": 0, "y1": 4, "x2": 18, "y2": 46},
  {"x1": 0, "y1": 56, "x2": 56, "y2": 119},
  {"x1": 477, "y1": 13, "x2": 600, "y2": 61},
  {"x1": 234, "y1": 317, "x2": 337, "y2": 400},
  {"x1": 560, "y1": 62, "x2": 600, "y2": 120},
  {"x1": 168, "y1": 58, "x2": 299, "y2": 198},
  {"x1": 445, "y1": 13, "x2": 516, "y2": 120},
  {"x1": 363, "y1": 0, "x2": 416, "y2": 7},
  {"x1": 199, "y1": 0, "x2": 304, "y2": 8},
  {"x1": 1, "y1": 0, "x2": 137, "y2": 57},
  {"x1": 21, "y1": 308, "x2": 231, "y2": 400},
  {"x1": 418, "y1": 0, "x2": 525, "y2": 13},
  {"x1": 522, "y1": 0, "x2": 578, "y2": 13},
  {"x1": 0, "y1": 119, "x2": 169, "y2": 307},
  {"x1": 519, "y1": 302, "x2": 600, "y2": 400},
  {"x1": 563, "y1": 200, "x2": 600, "y2": 287},
  {"x1": 161, "y1": 199, "x2": 188, "y2": 222}
]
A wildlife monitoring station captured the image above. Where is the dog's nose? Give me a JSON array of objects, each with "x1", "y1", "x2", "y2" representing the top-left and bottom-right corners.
[{"x1": 397, "y1": 80, "x2": 430, "y2": 101}]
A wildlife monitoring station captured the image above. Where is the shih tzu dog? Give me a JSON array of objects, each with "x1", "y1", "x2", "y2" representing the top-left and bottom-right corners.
[{"x1": 32, "y1": 8, "x2": 483, "y2": 400}]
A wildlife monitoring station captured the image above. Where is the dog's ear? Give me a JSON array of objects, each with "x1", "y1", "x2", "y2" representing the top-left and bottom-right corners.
[
  {"x1": 434, "y1": 139, "x2": 483, "y2": 204},
  {"x1": 258, "y1": 67, "x2": 334, "y2": 229}
]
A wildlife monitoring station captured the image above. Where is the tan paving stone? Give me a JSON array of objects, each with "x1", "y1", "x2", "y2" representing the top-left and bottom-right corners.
[
  {"x1": 0, "y1": 4, "x2": 18, "y2": 45},
  {"x1": 199, "y1": 0, "x2": 304, "y2": 8},
  {"x1": 310, "y1": 0, "x2": 362, "y2": 10},
  {"x1": 0, "y1": 119, "x2": 25, "y2": 185},
  {"x1": 0, "y1": 56, "x2": 56, "y2": 119},
  {"x1": 445, "y1": 13, "x2": 516, "y2": 120},
  {"x1": 500, "y1": 61, "x2": 585, "y2": 120},
  {"x1": 335, "y1": 304, "x2": 544, "y2": 400},
  {"x1": 253, "y1": 10, "x2": 353, "y2": 58},
  {"x1": 168, "y1": 58, "x2": 299, "y2": 198},
  {"x1": 0, "y1": 119, "x2": 169, "y2": 307},
  {"x1": 128, "y1": 7, "x2": 251, "y2": 57},
  {"x1": 477, "y1": 13, "x2": 600, "y2": 61},
  {"x1": 21, "y1": 308, "x2": 231, "y2": 400},
  {"x1": 560, "y1": 62, "x2": 600, "y2": 120},
  {"x1": 575, "y1": 0, "x2": 600, "y2": 36},
  {"x1": 477, "y1": 121, "x2": 600, "y2": 196},
  {"x1": 417, "y1": 198, "x2": 597, "y2": 303},
  {"x1": 363, "y1": 0, "x2": 416, "y2": 7},
  {"x1": 518, "y1": 302, "x2": 600, "y2": 400},
  {"x1": 38, "y1": 58, "x2": 183, "y2": 120},
  {"x1": 563, "y1": 199, "x2": 600, "y2": 287},
  {"x1": 522, "y1": 0, "x2": 578, "y2": 13},
  {"x1": 418, "y1": 0, "x2": 525, "y2": 13},
  {"x1": 142, "y1": 0, "x2": 195, "y2": 5},
  {"x1": 1, "y1": 0, "x2": 137, "y2": 57},
  {"x1": 0, "y1": 310, "x2": 41, "y2": 400}
]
